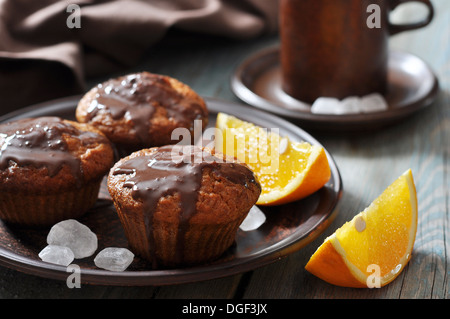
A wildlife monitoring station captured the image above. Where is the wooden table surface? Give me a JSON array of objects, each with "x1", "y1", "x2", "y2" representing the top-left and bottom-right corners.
[{"x1": 0, "y1": 0, "x2": 448, "y2": 300}]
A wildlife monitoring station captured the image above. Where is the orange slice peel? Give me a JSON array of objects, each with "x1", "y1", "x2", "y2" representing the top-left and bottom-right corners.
[{"x1": 305, "y1": 169, "x2": 418, "y2": 288}]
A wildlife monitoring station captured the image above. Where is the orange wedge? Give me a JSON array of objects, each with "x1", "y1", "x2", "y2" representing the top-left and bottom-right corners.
[
  {"x1": 215, "y1": 112, "x2": 331, "y2": 206},
  {"x1": 305, "y1": 169, "x2": 418, "y2": 288}
]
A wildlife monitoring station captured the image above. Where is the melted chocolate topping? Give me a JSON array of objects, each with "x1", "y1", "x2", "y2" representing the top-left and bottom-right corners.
[
  {"x1": 87, "y1": 73, "x2": 206, "y2": 144},
  {"x1": 0, "y1": 117, "x2": 104, "y2": 185},
  {"x1": 113, "y1": 145, "x2": 257, "y2": 267}
]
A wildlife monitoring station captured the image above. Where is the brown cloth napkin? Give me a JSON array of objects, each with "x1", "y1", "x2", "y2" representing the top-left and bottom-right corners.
[{"x1": 0, "y1": 0, "x2": 279, "y2": 115}]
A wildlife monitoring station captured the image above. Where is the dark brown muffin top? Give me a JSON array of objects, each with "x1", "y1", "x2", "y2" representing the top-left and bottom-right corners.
[
  {"x1": 110, "y1": 145, "x2": 259, "y2": 218},
  {"x1": 76, "y1": 72, "x2": 208, "y2": 148},
  {"x1": 0, "y1": 117, "x2": 114, "y2": 192}
]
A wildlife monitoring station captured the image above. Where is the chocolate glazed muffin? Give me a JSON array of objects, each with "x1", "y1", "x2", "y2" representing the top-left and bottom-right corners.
[
  {"x1": 0, "y1": 117, "x2": 114, "y2": 227},
  {"x1": 76, "y1": 72, "x2": 208, "y2": 155},
  {"x1": 107, "y1": 145, "x2": 261, "y2": 269}
]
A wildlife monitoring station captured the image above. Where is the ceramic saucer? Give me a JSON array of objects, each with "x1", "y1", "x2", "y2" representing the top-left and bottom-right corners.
[{"x1": 231, "y1": 47, "x2": 439, "y2": 131}]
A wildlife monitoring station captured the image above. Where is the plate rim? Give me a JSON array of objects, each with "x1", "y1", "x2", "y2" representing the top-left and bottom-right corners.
[
  {"x1": 0, "y1": 96, "x2": 342, "y2": 286},
  {"x1": 230, "y1": 46, "x2": 440, "y2": 129}
]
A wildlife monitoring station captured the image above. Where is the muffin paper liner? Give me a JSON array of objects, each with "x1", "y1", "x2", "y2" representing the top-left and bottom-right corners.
[
  {"x1": 114, "y1": 203, "x2": 247, "y2": 269},
  {"x1": 0, "y1": 179, "x2": 102, "y2": 227}
]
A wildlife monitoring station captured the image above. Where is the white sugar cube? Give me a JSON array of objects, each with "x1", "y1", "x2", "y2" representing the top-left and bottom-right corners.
[
  {"x1": 240, "y1": 206, "x2": 266, "y2": 231},
  {"x1": 360, "y1": 93, "x2": 388, "y2": 113},
  {"x1": 311, "y1": 97, "x2": 341, "y2": 114},
  {"x1": 340, "y1": 96, "x2": 362, "y2": 114},
  {"x1": 39, "y1": 245, "x2": 75, "y2": 266},
  {"x1": 47, "y1": 219, "x2": 98, "y2": 259},
  {"x1": 94, "y1": 247, "x2": 134, "y2": 272}
]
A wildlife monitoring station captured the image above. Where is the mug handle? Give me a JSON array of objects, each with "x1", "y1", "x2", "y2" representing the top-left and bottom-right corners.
[{"x1": 388, "y1": 0, "x2": 434, "y2": 35}]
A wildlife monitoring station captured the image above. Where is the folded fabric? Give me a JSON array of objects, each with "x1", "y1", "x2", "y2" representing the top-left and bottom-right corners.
[{"x1": 0, "y1": 0, "x2": 279, "y2": 114}]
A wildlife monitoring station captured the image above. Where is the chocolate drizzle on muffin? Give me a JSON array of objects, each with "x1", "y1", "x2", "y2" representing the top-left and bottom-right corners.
[
  {"x1": 110, "y1": 145, "x2": 260, "y2": 268},
  {"x1": 84, "y1": 72, "x2": 208, "y2": 146},
  {"x1": 0, "y1": 117, "x2": 108, "y2": 186}
]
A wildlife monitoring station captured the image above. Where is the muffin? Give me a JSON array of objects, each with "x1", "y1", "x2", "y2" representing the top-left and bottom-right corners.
[
  {"x1": 0, "y1": 117, "x2": 114, "y2": 227},
  {"x1": 76, "y1": 72, "x2": 209, "y2": 155},
  {"x1": 107, "y1": 145, "x2": 261, "y2": 268}
]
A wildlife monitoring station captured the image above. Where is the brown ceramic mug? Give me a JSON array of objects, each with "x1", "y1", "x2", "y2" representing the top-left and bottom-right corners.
[{"x1": 280, "y1": 0, "x2": 434, "y2": 104}]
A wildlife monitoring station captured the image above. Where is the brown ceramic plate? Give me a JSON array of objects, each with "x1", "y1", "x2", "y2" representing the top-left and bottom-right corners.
[
  {"x1": 231, "y1": 47, "x2": 439, "y2": 131},
  {"x1": 0, "y1": 96, "x2": 342, "y2": 286}
]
